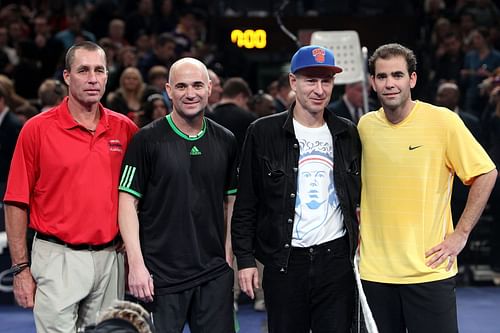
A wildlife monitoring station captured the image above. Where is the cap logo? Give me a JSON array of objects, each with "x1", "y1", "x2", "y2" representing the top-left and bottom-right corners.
[{"x1": 312, "y1": 48, "x2": 326, "y2": 64}]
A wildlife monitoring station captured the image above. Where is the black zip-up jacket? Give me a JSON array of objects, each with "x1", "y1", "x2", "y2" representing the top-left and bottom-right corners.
[{"x1": 232, "y1": 105, "x2": 361, "y2": 272}]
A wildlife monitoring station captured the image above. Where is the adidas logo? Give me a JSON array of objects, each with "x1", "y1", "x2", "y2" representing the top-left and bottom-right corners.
[{"x1": 190, "y1": 146, "x2": 202, "y2": 156}]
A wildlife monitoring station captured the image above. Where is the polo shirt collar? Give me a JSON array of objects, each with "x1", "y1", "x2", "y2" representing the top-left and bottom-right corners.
[{"x1": 58, "y1": 96, "x2": 109, "y2": 132}]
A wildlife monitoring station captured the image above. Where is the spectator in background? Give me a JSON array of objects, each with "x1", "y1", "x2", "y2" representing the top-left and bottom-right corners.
[
  {"x1": 138, "y1": 32, "x2": 177, "y2": 80},
  {"x1": 458, "y1": 0, "x2": 500, "y2": 29},
  {"x1": 206, "y1": 69, "x2": 223, "y2": 111},
  {"x1": 7, "y1": 19, "x2": 28, "y2": 51},
  {"x1": 108, "y1": 46, "x2": 139, "y2": 93},
  {"x1": 0, "y1": 74, "x2": 28, "y2": 110},
  {"x1": 107, "y1": 67, "x2": 145, "y2": 120},
  {"x1": 461, "y1": 27, "x2": 500, "y2": 116},
  {"x1": 154, "y1": 0, "x2": 177, "y2": 34},
  {"x1": 143, "y1": 65, "x2": 169, "y2": 101},
  {"x1": 37, "y1": 79, "x2": 68, "y2": 112},
  {"x1": 435, "y1": 82, "x2": 483, "y2": 141},
  {"x1": 55, "y1": 11, "x2": 96, "y2": 50},
  {"x1": 139, "y1": 93, "x2": 168, "y2": 127},
  {"x1": 107, "y1": 19, "x2": 128, "y2": 49},
  {"x1": 266, "y1": 80, "x2": 278, "y2": 98},
  {"x1": 0, "y1": 26, "x2": 17, "y2": 75},
  {"x1": 13, "y1": 103, "x2": 39, "y2": 125},
  {"x1": 273, "y1": 73, "x2": 292, "y2": 112},
  {"x1": 327, "y1": 81, "x2": 366, "y2": 124},
  {"x1": 248, "y1": 90, "x2": 275, "y2": 118},
  {"x1": 435, "y1": 82, "x2": 485, "y2": 272},
  {"x1": 209, "y1": 77, "x2": 257, "y2": 149},
  {"x1": 31, "y1": 14, "x2": 65, "y2": 79},
  {"x1": 172, "y1": 7, "x2": 204, "y2": 57},
  {"x1": 13, "y1": 40, "x2": 45, "y2": 99},
  {"x1": 483, "y1": 81, "x2": 500, "y2": 280},
  {"x1": 125, "y1": 0, "x2": 156, "y2": 44},
  {"x1": 133, "y1": 31, "x2": 153, "y2": 64},
  {"x1": 433, "y1": 32, "x2": 465, "y2": 86},
  {"x1": 0, "y1": 83, "x2": 22, "y2": 230},
  {"x1": 458, "y1": 12, "x2": 478, "y2": 51}
]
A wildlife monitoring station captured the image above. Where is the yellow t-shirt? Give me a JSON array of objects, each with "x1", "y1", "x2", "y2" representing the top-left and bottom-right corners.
[{"x1": 358, "y1": 101, "x2": 495, "y2": 284}]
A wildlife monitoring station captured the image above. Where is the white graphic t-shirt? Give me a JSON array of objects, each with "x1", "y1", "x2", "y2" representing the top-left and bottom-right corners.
[{"x1": 292, "y1": 119, "x2": 345, "y2": 247}]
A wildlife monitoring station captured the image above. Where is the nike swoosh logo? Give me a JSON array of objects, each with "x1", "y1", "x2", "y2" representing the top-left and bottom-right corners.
[{"x1": 408, "y1": 145, "x2": 423, "y2": 150}]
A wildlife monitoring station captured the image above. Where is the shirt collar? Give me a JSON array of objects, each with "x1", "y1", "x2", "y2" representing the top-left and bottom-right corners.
[{"x1": 57, "y1": 96, "x2": 109, "y2": 131}]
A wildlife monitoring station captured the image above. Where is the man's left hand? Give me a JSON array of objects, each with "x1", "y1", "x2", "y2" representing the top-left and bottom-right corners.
[{"x1": 425, "y1": 230, "x2": 468, "y2": 271}]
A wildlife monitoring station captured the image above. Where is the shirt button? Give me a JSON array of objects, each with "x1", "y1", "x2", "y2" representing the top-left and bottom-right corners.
[
  {"x1": 287, "y1": 218, "x2": 293, "y2": 224},
  {"x1": 290, "y1": 193, "x2": 296, "y2": 198},
  {"x1": 293, "y1": 167, "x2": 298, "y2": 173},
  {"x1": 293, "y1": 143, "x2": 298, "y2": 149},
  {"x1": 284, "y1": 243, "x2": 290, "y2": 248}
]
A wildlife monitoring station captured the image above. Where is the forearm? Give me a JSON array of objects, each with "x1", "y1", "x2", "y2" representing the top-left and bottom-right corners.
[
  {"x1": 455, "y1": 169, "x2": 498, "y2": 236},
  {"x1": 225, "y1": 196, "x2": 235, "y2": 252},
  {"x1": 118, "y1": 192, "x2": 145, "y2": 267},
  {"x1": 4, "y1": 203, "x2": 29, "y2": 264}
]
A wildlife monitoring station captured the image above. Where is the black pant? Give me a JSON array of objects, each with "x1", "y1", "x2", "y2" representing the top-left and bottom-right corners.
[
  {"x1": 362, "y1": 277, "x2": 458, "y2": 333},
  {"x1": 263, "y1": 236, "x2": 354, "y2": 333},
  {"x1": 145, "y1": 269, "x2": 234, "y2": 333}
]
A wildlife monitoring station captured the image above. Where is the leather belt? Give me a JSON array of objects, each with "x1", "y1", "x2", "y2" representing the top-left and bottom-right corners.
[{"x1": 36, "y1": 232, "x2": 119, "y2": 251}]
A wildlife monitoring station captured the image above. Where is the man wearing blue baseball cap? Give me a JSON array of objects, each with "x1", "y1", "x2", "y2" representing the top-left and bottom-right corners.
[{"x1": 232, "y1": 45, "x2": 361, "y2": 332}]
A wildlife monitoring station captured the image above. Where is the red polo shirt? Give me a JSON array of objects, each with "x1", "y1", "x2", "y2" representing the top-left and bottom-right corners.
[{"x1": 4, "y1": 97, "x2": 138, "y2": 244}]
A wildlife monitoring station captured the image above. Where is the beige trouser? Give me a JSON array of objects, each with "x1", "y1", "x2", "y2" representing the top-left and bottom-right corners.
[
  {"x1": 233, "y1": 259, "x2": 265, "y2": 302},
  {"x1": 30, "y1": 237, "x2": 124, "y2": 333}
]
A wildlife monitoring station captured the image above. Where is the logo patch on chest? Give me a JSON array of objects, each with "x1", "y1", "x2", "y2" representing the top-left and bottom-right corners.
[
  {"x1": 190, "y1": 145, "x2": 202, "y2": 156},
  {"x1": 108, "y1": 139, "x2": 123, "y2": 152}
]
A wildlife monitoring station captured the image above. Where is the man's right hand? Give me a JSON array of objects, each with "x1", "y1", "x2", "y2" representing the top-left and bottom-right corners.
[
  {"x1": 128, "y1": 263, "x2": 154, "y2": 302},
  {"x1": 13, "y1": 268, "x2": 36, "y2": 308},
  {"x1": 238, "y1": 267, "x2": 259, "y2": 299}
]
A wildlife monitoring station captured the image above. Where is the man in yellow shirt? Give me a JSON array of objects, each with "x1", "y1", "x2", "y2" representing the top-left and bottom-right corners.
[{"x1": 358, "y1": 43, "x2": 497, "y2": 332}]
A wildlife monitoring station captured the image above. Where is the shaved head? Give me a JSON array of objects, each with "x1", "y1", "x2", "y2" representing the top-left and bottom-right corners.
[{"x1": 168, "y1": 57, "x2": 209, "y2": 84}]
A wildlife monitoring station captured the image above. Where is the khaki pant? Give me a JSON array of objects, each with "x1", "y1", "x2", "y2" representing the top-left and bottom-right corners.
[{"x1": 31, "y1": 237, "x2": 124, "y2": 333}]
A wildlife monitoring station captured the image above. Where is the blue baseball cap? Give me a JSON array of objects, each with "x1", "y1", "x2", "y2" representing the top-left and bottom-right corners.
[{"x1": 290, "y1": 45, "x2": 343, "y2": 74}]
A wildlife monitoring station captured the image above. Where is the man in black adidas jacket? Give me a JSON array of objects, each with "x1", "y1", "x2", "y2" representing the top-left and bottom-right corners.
[{"x1": 232, "y1": 45, "x2": 362, "y2": 333}]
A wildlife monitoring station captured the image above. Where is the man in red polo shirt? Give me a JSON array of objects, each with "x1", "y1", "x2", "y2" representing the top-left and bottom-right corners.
[{"x1": 3, "y1": 41, "x2": 138, "y2": 332}]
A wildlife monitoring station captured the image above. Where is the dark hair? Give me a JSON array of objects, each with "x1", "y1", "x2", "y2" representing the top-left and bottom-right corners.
[
  {"x1": 147, "y1": 66, "x2": 168, "y2": 83},
  {"x1": 222, "y1": 77, "x2": 252, "y2": 98},
  {"x1": 474, "y1": 27, "x2": 491, "y2": 42},
  {"x1": 38, "y1": 79, "x2": 67, "y2": 106},
  {"x1": 14, "y1": 103, "x2": 39, "y2": 120},
  {"x1": 277, "y1": 74, "x2": 290, "y2": 90},
  {"x1": 155, "y1": 32, "x2": 176, "y2": 48},
  {"x1": 65, "y1": 41, "x2": 106, "y2": 71},
  {"x1": 368, "y1": 43, "x2": 417, "y2": 75}
]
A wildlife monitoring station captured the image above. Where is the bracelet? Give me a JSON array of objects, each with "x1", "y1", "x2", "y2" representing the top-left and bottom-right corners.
[{"x1": 8, "y1": 262, "x2": 30, "y2": 276}]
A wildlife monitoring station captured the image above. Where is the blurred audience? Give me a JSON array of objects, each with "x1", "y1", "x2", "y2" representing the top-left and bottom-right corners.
[
  {"x1": 37, "y1": 79, "x2": 67, "y2": 112},
  {"x1": 273, "y1": 74, "x2": 292, "y2": 113},
  {"x1": 107, "y1": 67, "x2": 145, "y2": 124},
  {"x1": 248, "y1": 90, "x2": 275, "y2": 118},
  {"x1": 140, "y1": 93, "x2": 169, "y2": 127},
  {"x1": 208, "y1": 77, "x2": 256, "y2": 149}
]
